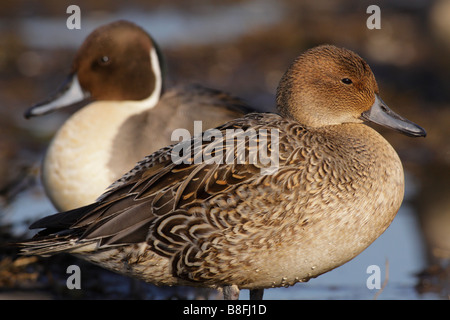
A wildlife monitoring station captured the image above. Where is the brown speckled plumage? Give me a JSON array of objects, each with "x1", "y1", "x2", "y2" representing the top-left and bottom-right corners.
[{"x1": 20, "y1": 45, "x2": 426, "y2": 299}]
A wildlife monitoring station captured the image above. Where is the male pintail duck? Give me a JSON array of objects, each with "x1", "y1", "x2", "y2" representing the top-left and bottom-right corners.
[
  {"x1": 20, "y1": 45, "x2": 426, "y2": 300},
  {"x1": 24, "y1": 20, "x2": 252, "y2": 211}
]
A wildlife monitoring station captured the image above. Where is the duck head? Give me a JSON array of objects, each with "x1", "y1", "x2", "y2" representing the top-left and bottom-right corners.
[
  {"x1": 25, "y1": 20, "x2": 163, "y2": 118},
  {"x1": 276, "y1": 44, "x2": 426, "y2": 137}
]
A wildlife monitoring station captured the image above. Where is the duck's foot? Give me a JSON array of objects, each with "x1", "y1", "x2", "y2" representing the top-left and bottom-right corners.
[
  {"x1": 249, "y1": 289, "x2": 264, "y2": 300},
  {"x1": 222, "y1": 285, "x2": 240, "y2": 300}
]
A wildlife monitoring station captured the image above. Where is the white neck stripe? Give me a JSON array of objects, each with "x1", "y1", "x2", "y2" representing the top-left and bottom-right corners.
[{"x1": 124, "y1": 47, "x2": 162, "y2": 110}]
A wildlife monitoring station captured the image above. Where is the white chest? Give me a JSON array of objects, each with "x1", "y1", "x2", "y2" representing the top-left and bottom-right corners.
[{"x1": 42, "y1": 101, "x2": 153, "y2": 211}]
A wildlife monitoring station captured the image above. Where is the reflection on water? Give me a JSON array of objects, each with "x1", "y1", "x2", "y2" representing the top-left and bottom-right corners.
[
  {"x1": 414, "y1": 163, "x2": 450, "y2": 297},
  {"x1": 1, "y1": 183, "x2": 54, "y2": 237}
]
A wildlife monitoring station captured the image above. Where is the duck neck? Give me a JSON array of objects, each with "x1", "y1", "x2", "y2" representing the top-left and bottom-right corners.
[
  {"x1": 125, "y1": 47, "x2": 163, "y2": 110},
  {"x1": 42, "y1": 49, "x2": 162, "y2": 211}
]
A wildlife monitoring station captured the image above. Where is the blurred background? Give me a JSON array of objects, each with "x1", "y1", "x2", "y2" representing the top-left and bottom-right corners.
[{"x1": 0, "y1": 0, "x2": 448, "y2": 299}]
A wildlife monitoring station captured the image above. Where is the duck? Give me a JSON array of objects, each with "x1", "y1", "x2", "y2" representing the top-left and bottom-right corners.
[
  {"x1": 20, "y1": 44, "x2": 426, "y2": 300},
  {"x1": 24, "y1": 20, "x2": 252, "y2": 211}
]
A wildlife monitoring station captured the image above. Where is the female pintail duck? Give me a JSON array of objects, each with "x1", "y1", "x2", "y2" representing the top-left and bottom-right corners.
[
  {"x1": 24, "y1": 20, "x2": 252, "y2": 212},
  {"x1": 20, "y1": 45, "x2": 426, "y2": 300}
]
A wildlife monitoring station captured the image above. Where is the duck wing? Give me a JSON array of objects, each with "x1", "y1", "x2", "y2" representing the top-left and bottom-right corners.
[{"x1": 24, "y1": 113, "x2": 295, "y2": 254}]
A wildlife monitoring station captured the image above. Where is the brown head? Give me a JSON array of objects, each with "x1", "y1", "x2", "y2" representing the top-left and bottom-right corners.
[
  {"x1": 276, "y1": 45, "x2": 426, "y2": 137},
  {"x1": 73, "y1": 20, "x2": 161, "y2": 101},
  {"x1": 25, "y1": 20, "x2": 164, "y2": 118}
]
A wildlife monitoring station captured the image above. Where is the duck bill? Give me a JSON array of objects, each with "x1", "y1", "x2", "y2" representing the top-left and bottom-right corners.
[
  {"x1": 24, "y1": 73, "x2": 91, "y2": 119},
  {"x1": 361, "y1": 94, "x2": 426, "y2": 137}
]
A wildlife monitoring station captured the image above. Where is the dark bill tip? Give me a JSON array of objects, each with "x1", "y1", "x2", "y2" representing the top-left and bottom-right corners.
[
  {"x1": 361, "y1": 95, "x2": 427, "y2": 138},
  {"x1": 24, "y1": 74, "x2": 90, "y2": 119}
]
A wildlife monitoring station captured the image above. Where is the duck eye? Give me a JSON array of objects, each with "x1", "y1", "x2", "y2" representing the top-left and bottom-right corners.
[
  {"x1": 341, "y1": 78, "x2": 352, "y2": 85},
  {"x1": 99, "y1": 56, "x2": 110, "y2": 65}
]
